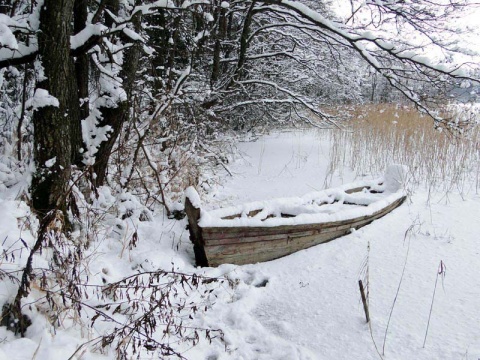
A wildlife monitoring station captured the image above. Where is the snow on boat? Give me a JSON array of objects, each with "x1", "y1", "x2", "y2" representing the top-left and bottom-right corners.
[{"x1": 185, "y1": 166, "x2": 408, "y2": 267}]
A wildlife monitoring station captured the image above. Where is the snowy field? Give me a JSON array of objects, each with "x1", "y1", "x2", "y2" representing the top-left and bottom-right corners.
[
  {"x1": 1, "y1": 129, "x2": 480, "y2": 359},
  {"x1": 188, "y1": 130, "x2": 480, "y2": 360}
]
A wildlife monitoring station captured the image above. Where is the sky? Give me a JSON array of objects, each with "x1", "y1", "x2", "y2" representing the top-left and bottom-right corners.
[{"x1": 329, "y1": 0, "x2": 480, "y2": 72}]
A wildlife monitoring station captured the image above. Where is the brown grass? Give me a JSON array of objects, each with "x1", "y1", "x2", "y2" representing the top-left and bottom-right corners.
[{"x1": 324, "y1": 104, "x2": 480, "y2": 195}]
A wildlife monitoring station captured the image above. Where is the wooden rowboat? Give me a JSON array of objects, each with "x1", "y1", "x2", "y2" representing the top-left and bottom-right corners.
[{"x1": 185, "y1": 167, "x2": 407, "y2": 267}]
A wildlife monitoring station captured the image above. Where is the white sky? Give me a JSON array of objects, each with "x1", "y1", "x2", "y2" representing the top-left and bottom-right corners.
[{"x1": 329, "y1": 1, "x2": 480, "y2": 67}]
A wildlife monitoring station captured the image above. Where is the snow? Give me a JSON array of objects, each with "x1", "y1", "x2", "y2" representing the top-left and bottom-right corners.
[
  {"x1": 122, "y1": 27, "x2": 143, "y2": 42},
  {"x1": 185, "y1": 186, "x2": 202, "y2": 208},
  {"x1": 384, "y1": 164, "x2": 408, "y2": 193},
  {"x1": 44, "y1": 157, "x2": 56, "y2": 168},
  {"x1": 132, "y1": 0, "x2": 176, "y2": 16},
  {"x1": 0, "y1": 22, "x2": 18, "y2": 50},
  {"x1": 276, "y1": 0, "x2": 480, "y2": 77},
  {"x1": 204, "y1": 13, "x2": 214, "y2": 22},
  {"x1": 0, "y1": 42, "x2": 38, "y2": 66},
  {"x1": 81, "y1": 107, "x2": 113, "y2": 165},
  {"x1": 198, "y1": 180, "x2": 406, "y2": 228},
  {"x1": 194, "y1": 30, "x2": 210, "y2": 43},
  {"x1": 26, "y1": 88, "x2": 59, "y2": 110},
  {"x1": 1, "y1": 129, "x2": 480, "y2": 359},
  {"x1": 70, "y1": 24, "x2": 108, "y2": 50},
  {"x1": 181, "y1": 0, "x2": 210, "y2": 9},
  {"x1": 172, "y1": 65, "x2": 191, "y2": 94},
  {"x1": 185, "y1": 130, "x2": 480, "y2": 359}
]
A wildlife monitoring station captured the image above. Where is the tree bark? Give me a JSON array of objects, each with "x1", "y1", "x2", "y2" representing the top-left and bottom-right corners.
[
  {"x1": 0, "y1": 0, "x2": 17, "y2": 16},
  {"x1": 31, "y1": 0, "x2": 80, "y2": 216},
  {"x1": 74, "y1": 0, "x2": 90, "y2": 127},
  {"x1": 211, "y1": 3, "x2": 227, "y2": 85},
  {"x1": 229, "y1": 1, "x2": 256, "y2": 87},
  {"x1": 93, "y1": 1, "x2": 142, "y2": 186}
]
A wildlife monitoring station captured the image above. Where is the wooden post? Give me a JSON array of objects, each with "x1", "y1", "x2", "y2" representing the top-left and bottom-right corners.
[
  {"x1": 184, "y1": 195, "x2": 209, "y2": 267},
  {"x1": 359, "y1": 279, "x2": 370, "y2": 323}
]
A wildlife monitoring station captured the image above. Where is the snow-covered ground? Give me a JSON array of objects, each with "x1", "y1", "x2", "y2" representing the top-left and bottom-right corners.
[{"x1": 1, "y1": 129, "x2": 480, "y2": 359}]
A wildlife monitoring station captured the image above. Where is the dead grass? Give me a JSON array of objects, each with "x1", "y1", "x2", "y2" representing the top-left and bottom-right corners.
[{"x1": 325, "y1": 104, "x2": 480, "y2": 195}]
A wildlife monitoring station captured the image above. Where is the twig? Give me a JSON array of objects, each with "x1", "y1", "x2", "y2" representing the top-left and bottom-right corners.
[
  {"x1": 198, "y1": 143, "x2": 233, "y2": 176},
  {"x1": 382, "y1": 224, "x2": 414, "y2": 355},
  {"x1": 359, "y1": 279, "x2": 370, "y2": 323},
  {"x1": 423, "y1": 260, "x2": 446, "y2": 348}
]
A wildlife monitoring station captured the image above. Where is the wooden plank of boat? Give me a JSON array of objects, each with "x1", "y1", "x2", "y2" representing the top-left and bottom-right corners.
[
  {"x1": 206, "y1": 229, "x2": 350, "y2": 267},
  {"x1": 204, "y1": 195, "x2": 405, "y2": 246},
  {"x1": 202, "y1": 195, "x2": 405, "y2": 266},
  {"x1": 185, "y1": 177, "x2": 406, "y2": 267}
]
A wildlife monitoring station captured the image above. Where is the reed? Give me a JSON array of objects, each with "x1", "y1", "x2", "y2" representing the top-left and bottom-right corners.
[{"x1": 324, "y1": 104, "x2": 480, "y2": 195}]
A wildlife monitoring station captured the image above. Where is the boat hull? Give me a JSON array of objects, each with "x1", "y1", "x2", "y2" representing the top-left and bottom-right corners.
[{"x1": 186, "y1": 193, "x2": 406, "y2": 267}]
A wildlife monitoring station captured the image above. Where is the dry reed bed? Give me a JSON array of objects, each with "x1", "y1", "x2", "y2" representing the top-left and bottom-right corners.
[{"x1": 324, "y1": 104, "x2": 480, "y2": 195}]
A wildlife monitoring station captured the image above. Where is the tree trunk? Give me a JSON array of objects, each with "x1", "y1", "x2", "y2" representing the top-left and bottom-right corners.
[
  {"x1": 166, "y1": 16, "x2": 181, "y2": 91},
  {"x1": 74, "y1": 0, "x2": 90, "y2": 128},
  {"x1": 92, "y1": 104, "x2": 128, "y2": 186},
  {"x1": 147, "y1": 10, "x2": 168, "y2": 93},
  {"x1": 211, "y1": 3, "x2": 227, "y2": 85},
  {"x1": 93, "y1": 2, "x2": 142, "y2": 186},
  {"x1": 31, "y1": 0, "x2": 80, "y2": 216},
  {"x1": 0, "y1": 0, "x2": 13, "y2": 15},
  {"x1": 229, "y1": 1, "x2": 256, "y2": 87}
]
